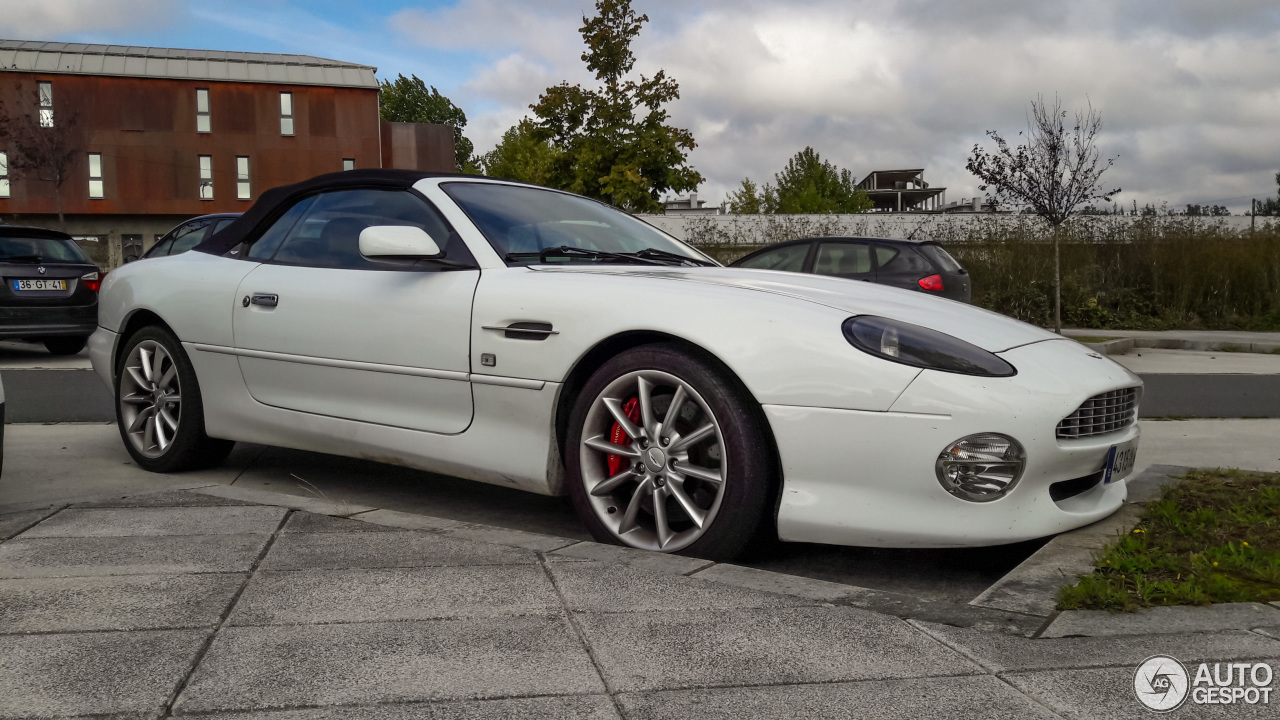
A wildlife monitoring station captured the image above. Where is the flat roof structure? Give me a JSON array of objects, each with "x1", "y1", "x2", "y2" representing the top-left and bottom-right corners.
[
  {"x1": 856, "y1": 169, "x2": 946, "y2": 212},
  {"x1": 0, "y1": 39, "x2": 379, "y2": 89}
]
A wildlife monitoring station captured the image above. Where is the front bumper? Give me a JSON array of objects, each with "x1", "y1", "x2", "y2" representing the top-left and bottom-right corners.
[
  {"x1": 0, "y1": 305, "x2": 97, "y2": 338},
  {"x1": 771, "y1": 339, "x2": 1142, "y2": 548}
]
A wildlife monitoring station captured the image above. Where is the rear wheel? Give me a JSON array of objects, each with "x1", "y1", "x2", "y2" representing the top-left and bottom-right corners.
[
  {"x1": 116, "y1": 326, "x2": 233, "y2": 472},
  {"x1": 565, "y1": 344, "x2": 777, "y2": 560},
  {"x1": 43, "y1": 336, "x2": 87, "y2": 355}
]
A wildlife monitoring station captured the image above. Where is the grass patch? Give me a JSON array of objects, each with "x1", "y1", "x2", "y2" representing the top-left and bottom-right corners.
[
  {"x1": 1072, "y1": 336, "x2": 1120, "y2": 344},
  {"x1": 1058, "y1": 469, "x2": 1280, "y2": 611}
]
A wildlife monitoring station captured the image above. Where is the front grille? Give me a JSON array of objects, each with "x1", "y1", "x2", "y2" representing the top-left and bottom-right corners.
[{"x1": 1056, "y1": 387, "x2": 1139, "y2": 440}]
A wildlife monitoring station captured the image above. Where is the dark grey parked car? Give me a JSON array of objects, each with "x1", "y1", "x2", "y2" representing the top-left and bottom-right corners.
[
  {"x1": 0, "y1": 226, "x2": 101, "y2": 354},
  {"x1": 730, "y1": 236, "x2": 971, "y2": 303}
]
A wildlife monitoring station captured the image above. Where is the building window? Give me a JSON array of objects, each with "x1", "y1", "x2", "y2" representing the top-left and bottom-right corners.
[
  {"x1": 198, "y1": 155, "x2": 213, "y2": 200},
  {"x1": 38, "y1": 81, "x2": 53, "y2": 127},
  {"x1": 196, "y1": 88, "x2": 211, "y2": 133},
  {"x1": 236, "y1": 156, "x2": 251, "y2": 200},
  {"x1": 0, "y1": 151, "x2": 9, "y2": 198},
  {"x1": 88, "y1": 153, "x2": 104, "y2": 199},
  {"x1": 342, "y1": 158, "x2": 355, "y2": 171},
  {"x1": 279, "y1": 92, "x2": 294, "y2": 135}
]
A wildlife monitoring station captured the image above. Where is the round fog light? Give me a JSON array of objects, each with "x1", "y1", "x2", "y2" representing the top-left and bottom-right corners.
[{"x1": 936, "y1": 433, "x2": 1025, "y2": 502}]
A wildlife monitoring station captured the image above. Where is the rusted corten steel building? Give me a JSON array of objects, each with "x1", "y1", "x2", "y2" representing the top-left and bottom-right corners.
[{"x1": 0, "y1": 40, "x2": 453, "y2": 267}]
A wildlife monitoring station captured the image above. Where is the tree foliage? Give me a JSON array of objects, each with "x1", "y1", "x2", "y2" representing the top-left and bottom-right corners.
[
  {"x1": 967, "y1": 94, "x2": 1120, "y2": 333},
  {"x1": 379, "y1": 74, "x2": 475, "y2": 172},
  {"x1": 726, "y1": 147, "x2": 872, "y2": 214},
  {"x1": 478, "y1": 119, "x2": 563, "y2": 186},
  {"x1": 526, "y1": 0, "x2": 701, "y2": 211},
  {"x1": 1254, "y1": 172, "x2": 1280, "y2": 216},
  {"x1": 0, "y1": 83, "x2": 81, "y2": 226}
]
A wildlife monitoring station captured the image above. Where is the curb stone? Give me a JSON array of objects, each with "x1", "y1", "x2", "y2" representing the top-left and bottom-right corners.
[
  {"x1": 1041, "y1": 602, "x2": 1280, "y2": 638},
  {"x1": 969, "y1": 466, "x2": 1193, "y2": 620},
  {"x1": 1075, "y1": 336, "x2": 1280, "y2": 356}
]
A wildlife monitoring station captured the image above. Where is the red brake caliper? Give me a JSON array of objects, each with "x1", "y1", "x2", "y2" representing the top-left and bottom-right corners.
[{"x1": 606, "y1": 397, "x2": 642, "y2": 476}]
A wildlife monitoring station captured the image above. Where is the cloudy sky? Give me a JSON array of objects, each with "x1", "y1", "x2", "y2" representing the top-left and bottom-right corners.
[{"x1": 4, "y1": 0, "x2": 1279, "y2": 212}]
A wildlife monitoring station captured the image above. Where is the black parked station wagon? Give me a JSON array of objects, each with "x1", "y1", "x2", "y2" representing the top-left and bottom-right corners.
[
  {"x1": 0, "y1": 226, "x2": 102, "y2": 354},
  {"x1": 730, "y1": 236, "x2": 971, "y2": 303}
]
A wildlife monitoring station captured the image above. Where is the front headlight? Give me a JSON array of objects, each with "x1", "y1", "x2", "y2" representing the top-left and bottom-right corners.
[
  {"x1": 841, "y1": 316, "x2": 1016, "y2": 377},
  {"x1": 936, "y1": 433, "x2": 1025, "y2": 502}
]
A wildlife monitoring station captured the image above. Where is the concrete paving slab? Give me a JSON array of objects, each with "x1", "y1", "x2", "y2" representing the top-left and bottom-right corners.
[
  {"x1": 282, "y1": 511, "x2": 398, "y2": 533},
  {"x1": 347, "y1": 508, "x2": 464, "y2": 531},
  {"x1": 0, "y1": 573, "x2": 243, "y2": 633},
  {"x1": 1124, "y1": 464, "x2": 1193, "y2": 504},
  {"x1": 1254, "y1": 626, "x2": 1280, "y2": 640},
  {"x1": 229, "y1": 566, "x2": 561, "y2": 625},
  {"x1": 689, "y1": 562, "x2": 868, "y2": 603},
  {"x1": 1115, "y1": 347, "x2": 1280, "y2": 375},
  {"x1": 0, "y1": 507, "x2": 59, "y2": 541},
  {"x1": 914, "y1": 621, "x2": 1280, "y2": 673},
  {"x1": 441, "y1": 523, "x2": 578, "y2": 552},
  {"x1": 175, "y1": 616, "x2": 604, "y2": 713},
  {"x1": 185, "y1": 695, "x2": 622, "y2": 720},
  {"x1": 576, "y1": 606, "x2": 982, "y2": 692},
  {"x1": 1136, "y1": 420, "x2": 1280, "y2": 475},
  {"x1": 0, "y1": 534, "x2": 270, "y2": 577},
  {"x1": 71, "y1": 488, "x2": 254, "y2": 508},
  {"x1": 969, "y1": 542, "x2": 1099, "y2": 617},
  {"x1": 617, "y1": 675, "x2": 1059, "y2": 720},
  {"x1": 841, "y1": 590, "x2": 1048, "y2": 637},
  {"x1": 1050, "y1": 504, "x2": 1145, "y2": 549},
  {"x1": 193, "y1": 484, "x2": 375, "y2": 517},
  {"x1": 19, "y1": 506, "x2": 287, "y2": 537},
  {"x1": 0, "y1": 628, "x2": 209, "y2": 718},
  {"x1": 1006, "y1": 665, "x2": 1280, "y2": 719},
  {"x1": 1042, "y1": 602, "x2": 1280, "y2": 638},
  {"x1": 549, "y1": 561, "x2": 813, "y2": 614},
  {"x1": 551, "y1": 541, "x2": 713, "y2": 575},
  {"x1": 259, "y1": 531, "x2": 537, "y2": 571}
]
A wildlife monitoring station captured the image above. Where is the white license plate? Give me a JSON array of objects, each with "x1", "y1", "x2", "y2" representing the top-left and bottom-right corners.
[
  {"x1": 1103, "y1": 439, "x2": 1138, "y2": 484},
  {"x1": 12, "y1": 279, "x2": 67, "y2": 291}
]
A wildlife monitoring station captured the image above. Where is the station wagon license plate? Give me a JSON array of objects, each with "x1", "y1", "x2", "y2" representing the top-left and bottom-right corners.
[
  {"x1": 1103, "y1": 440, "x2": 1138, "y2": 484},
  {"x1": 12, "y1": 279, "x2": 66, "y2": 291}
]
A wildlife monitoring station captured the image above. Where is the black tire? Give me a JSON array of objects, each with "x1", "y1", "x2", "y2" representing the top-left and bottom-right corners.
[
  {"x1": 565, "y1": 343, "x2": 778, "y2": 561},
  {"x1": 43, "y1": 336, "x2": 88, "y2": 355},
  {"x1": 115, "y1": 325, "x2": 234, "y2": 473}
]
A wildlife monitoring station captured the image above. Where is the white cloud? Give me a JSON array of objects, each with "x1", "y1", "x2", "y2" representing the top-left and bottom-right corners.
[
  {"x1": 397, "y1": 0, "x2": 1280, "y2": 211},
  {"x1": 0, "y1": 0, "x2": 179, "y2": 37}
]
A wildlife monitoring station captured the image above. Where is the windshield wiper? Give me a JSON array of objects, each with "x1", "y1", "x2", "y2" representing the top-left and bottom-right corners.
[
  {"x1": 624, "y1": 248, "x2": 716, "y2": 267},
  {"x1": 505, "y1": 245, "x2": 665, "y2": 266}
]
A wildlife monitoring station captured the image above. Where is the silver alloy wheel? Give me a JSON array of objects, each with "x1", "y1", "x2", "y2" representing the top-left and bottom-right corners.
[
  {"x1": 579, "y1": 369, "x2": 727, "y2": 552},
  {"x1": 119, "y1": 339, "x2": 183, "y2": 459}
]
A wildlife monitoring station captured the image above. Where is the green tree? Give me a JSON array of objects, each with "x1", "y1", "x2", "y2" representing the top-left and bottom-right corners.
[
  {"x1": 1254, "y1": 172, "x2": 1280, "y2": 216},
  {"x1": 379, "y1": 74, "x2": 475, "y2": 172},
  {"x1": 478, "y1": 119, "x2": 562, "y2": 186},
  {"x1": 725, "y1": 148, "x2": 871, "y2": 214},
  {"x1": 527, "y1": 0, "x2": 701, "y2": 211}
]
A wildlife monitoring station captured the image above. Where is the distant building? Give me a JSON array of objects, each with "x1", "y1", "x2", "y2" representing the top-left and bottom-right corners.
[
  {"x1": 0, "y1": 40, "x2": 454, "y2": 266},
  {"x1": 662, "y1": 191, "x2": 720, "y2": 216},
  {"x1": 856, "y1": 169, "x2": 946, "y2": 212},
  {"x1": 942, "y1": 197, "x2": 998, "y2": 213}
]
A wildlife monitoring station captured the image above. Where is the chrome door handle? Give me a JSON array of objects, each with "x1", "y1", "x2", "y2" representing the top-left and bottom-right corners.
[{"x1": 249, "y1": 293, "x2": 278, "y2": 307}]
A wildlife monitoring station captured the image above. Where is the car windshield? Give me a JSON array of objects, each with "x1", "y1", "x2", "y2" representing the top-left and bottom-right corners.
[
  {"x1": 441, "y1": 182, "x2": 710, "y2": 265},
  {"x1": 0, "y1": 235, "x2": 93, "y2": 264}
]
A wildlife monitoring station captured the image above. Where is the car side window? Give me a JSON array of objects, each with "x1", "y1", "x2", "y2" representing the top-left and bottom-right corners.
[
  {"x1": 873, "y1": 246, "x2": 899, "y2": 269},
  {"x1": 269, "y1": 189, "x2": 468, "y2": 270},
  {"x1": 245, "y1": 197, "x2": 317, "y2": 261},
  {"x1": 146, "y1": 237, "x2": 175, "y2": 258},
  {"x1": 814, "y1": 243, "x2": 872, "y2": 277},
  {"x1": 168, "y1": 220, "x2": 213, "y2": 256},
  {"x1": 212, "y1": 218, "x2": 236, "y2": 234},
  {"x1": 735, "y1": 243, "x2": 810, "y2": 271},
  {"x1": 876, "y1": 245, "x2": 933, "y2": 274}
]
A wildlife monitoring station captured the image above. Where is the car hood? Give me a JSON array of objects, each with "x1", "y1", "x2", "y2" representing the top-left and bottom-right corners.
[{"x1": 533, "y1": 265, "x2": 1059, "y2": 352}]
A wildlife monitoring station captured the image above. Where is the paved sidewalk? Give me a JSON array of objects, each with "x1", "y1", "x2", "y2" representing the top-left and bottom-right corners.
[
  {"x1": 1063, "y1": 328, "x2": 1280, "y2": 346},
  {"x1": 3, "y1": 488, "x2": 1279, "y2": 719}
]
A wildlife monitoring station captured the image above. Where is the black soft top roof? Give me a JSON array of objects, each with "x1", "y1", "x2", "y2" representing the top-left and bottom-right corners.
[
  {"x1": 0, "y1": 225, "x2": 75, "y2": 240},
  {"x1": 193, "y1": 169, "x2": 475, "y2": 256}
]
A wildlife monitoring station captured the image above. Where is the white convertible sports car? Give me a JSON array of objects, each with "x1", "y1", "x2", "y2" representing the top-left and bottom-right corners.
[{"x1": 90, "y1": 170, "x2": 1141, "y2": 558}]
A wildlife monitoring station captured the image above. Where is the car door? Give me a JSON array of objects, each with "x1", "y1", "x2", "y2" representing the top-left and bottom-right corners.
[
  {"x1": 812, "y1": 241, "x2": 875, "y2": 283},
  {"x1": 231, "y1": 188, "x2": 479, "y2": 434}
]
